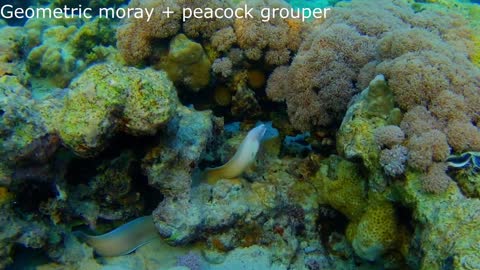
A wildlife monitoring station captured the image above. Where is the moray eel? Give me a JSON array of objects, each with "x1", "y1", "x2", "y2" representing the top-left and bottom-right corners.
[
  {"x1": 74, "y1": 215, "x2": 159, "y2": 257},
  {"x1": 74, "y1": 125, "x2": 266, "y2": 256},
  {"x1": 205, "y1": 124, "x2": 267, "y2": 184}
]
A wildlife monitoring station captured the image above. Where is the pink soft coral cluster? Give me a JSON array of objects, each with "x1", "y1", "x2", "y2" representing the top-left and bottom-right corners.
[
  {"x1": 266, "y1": 23, "x2": 376, "y2": 129},
  {"x1": 116, "y1": 0, "x2": 306, "y2": 66},
  {"x1": 266, "y1": 0, "x2": 480, "y2": 193},
  {"x1": 116, "y1": 0, "x2": 183, "y2": 65}
]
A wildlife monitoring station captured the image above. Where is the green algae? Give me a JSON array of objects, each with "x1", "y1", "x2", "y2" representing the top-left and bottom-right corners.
[
  {"x1": 159, "y1": 34, "x2": 211, "y2": 92},
  {"x1": 24, "y1": 16, "x2": 117, "y2": 95},
  {"x1": 337, "y1": 75, "x2": 402, "y2": 191},
  {"x1": 56, "y1": 63, "x2": 178, "y2": 156}
]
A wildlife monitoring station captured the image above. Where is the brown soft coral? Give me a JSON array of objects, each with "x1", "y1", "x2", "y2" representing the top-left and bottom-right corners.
[
  {"x1": 265, "y1": 65, "x2": 288, "y2": 102},
  {"x1": 408, "y1": 130, "x2": 450, "y2": 172},
  {"x1": 267, "y1": 23, "x2": 376, "y2": 130},
  {"x1": 264, "y1": 1, "x2": 479, "y2": 195},
  {"x1": 446, "y1": 121, "x2": 480, "y2": 152},
  {"x1": 211, "y1": 26, "x2": 237, "y2": 53},
  {"x1": 399, "y1": 106, "x2": 438, "y2": 137},
  {"x1": 377, "y1": 51, "x2": 479, "y2": 111},
  {"x1": 421, "y1": 163, "x2": 452, "y2": 194},
  {"x1": 374, "y1": 125, "x2": 405, "y2": 149},
  {"x1": 266, "y1": 0, "x2": 480, "y2": 139},
  {"x1": 377, "y1": 52, "x2": 449, "y2": 110},
  {"x1": 212, "y1": 57, "x2": 233, "y2": 78},
  {"x1": 116, "y1": 0, "x2": 182, "y2": 65},
  {"x1": 233, "y1": 0, "x2": 305, "y2": 65},
  {"x1": 429, "y1": 90, "x2": 469, "y2": 123},
  {"x1": 182, "y1": 0, "x2": 234, "y2": 39}
]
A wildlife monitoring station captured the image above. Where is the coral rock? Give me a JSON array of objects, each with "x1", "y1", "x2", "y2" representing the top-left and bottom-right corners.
[
  {"x1": 159, "y1": 34, "x2": 211, "y2": 92},
  {"x1": 56, "y1": 63, "x2": 178, "y2": 156}
]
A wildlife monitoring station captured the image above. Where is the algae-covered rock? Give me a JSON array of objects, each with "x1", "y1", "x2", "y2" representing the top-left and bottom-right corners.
[
  {"x1": 0, "y1": 76, "x2": 46, "y2": 159},
  {"x1": 24, "y1": 17, "x2": 117, "y2": 93},
  {"x1": 310, "y1": 155, "x2": 406, "y2": 263},
  {"x1": 143, "y1": 105, "x2": 215, "y2": 198},
  {"x1": 152, "y1": 177, "x2": 277, "y2": 246},
  {"x1": 56, "y1": 63, "x2": 178, "y2": 156},
  {"x1": 0, "y1": 204, "x2": 64, "y2": 269},
  {"x1": 159, "y1": 34, "x2": 211, "y2": 92},
  {"x1": 313, "y1": 156, "x2": 368, "y2": 220},
  {"x1": 455, "y1": 171, "x2": 480, "y2": 198},
  {"x1": 0, "y1": 76, "x2": 62, "y2": 182},
  {"x1": 64, "y1": 151, "x2": 146, "y2": 228},
  {"x1": 337, "y1": 74, "x2": 403, "y2": 190},
  {"x1": 401, "y1": 171, "x2": 480, "y2": 270},
  {"x1": 0, "y1": 26, "x2": 25, "y2": 77}
]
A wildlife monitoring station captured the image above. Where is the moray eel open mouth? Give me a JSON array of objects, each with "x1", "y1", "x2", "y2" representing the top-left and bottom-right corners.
[
  {"x1": 204, "y1": 124, "x2": 267, "y2": 184},
  {"x1": 74, "y1": 215, "x2": 159, "y2": 257}
]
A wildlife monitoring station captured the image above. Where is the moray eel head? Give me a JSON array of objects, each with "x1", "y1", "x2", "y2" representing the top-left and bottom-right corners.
[
  {"x1": 205, "y1": 124, "x2": 267, "y2": 184},
  {"x1": 74, "y1": 215, "x2": 159, "y2": 257}
]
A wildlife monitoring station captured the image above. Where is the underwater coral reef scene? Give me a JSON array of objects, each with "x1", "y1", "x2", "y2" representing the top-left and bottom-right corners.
[{"x1": 2, "y1": 0, "x2": 480, "y2": 269}]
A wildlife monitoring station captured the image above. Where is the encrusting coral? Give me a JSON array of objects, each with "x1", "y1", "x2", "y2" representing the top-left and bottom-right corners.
[
  {"x1": 350, "y1": 200, "x2": 400, "y2": 261},
  {"x1": 310, "y1": 155, "x2": 407, "y2": 262},
  {"x1": 157, "y1": 34, "x2": 211, "y2": 91},
  {"x1": 55, "y1": 63, "x2": 178, "y2": 156},
  {"x1": 337, "y1": 74, "x2": 401, "y2": 190},
  {"x1": 24, "y1": 16, "x2": 117, "y2": 92}
]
